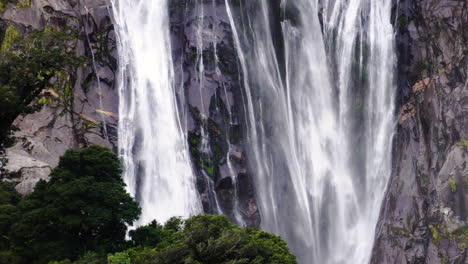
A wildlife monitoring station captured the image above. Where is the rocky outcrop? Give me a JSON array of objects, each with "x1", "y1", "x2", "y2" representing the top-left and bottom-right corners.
[
  {"x1": 0, "y1": 0, "x2": 117, "y2": 194},
  {"x1": 372, "y1": 0, "x2": 467, "y2": 263},
  {"x1": 169, "y1": 0, "x2": 260, "y2": 227}
]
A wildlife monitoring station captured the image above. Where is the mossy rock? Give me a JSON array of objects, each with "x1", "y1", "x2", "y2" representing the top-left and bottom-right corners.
[
  {"x1": 1, "y1": 26, "x2": 19, "y2": 53},
  {"x1": 15, "y1": 0, "x2": 29, "y2": 8}
]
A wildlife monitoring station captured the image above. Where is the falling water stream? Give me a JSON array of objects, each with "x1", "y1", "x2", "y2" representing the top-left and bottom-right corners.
[
  {"x1": 111, "y1": 0, "x2": 396, "y2": 263},
  {"x1": 110, "y1": 0, "x2": 202, "y2": 225},
  {"x1": 226, "y1": 0, "x2": 396, "y2": 263}
]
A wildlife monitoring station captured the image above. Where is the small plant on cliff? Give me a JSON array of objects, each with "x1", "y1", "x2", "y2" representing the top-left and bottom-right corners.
[
  {"x1": 456, "y1": 139, "x2": 468, "y2": 148},
  {"x1": 15, "y1": 0, "x2": 29, "y2": 8},
  {"x1": 448, "y1": 177, "x2": 457, "y2": 193}
]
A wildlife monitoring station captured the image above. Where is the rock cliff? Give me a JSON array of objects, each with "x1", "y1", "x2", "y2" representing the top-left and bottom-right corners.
[
  {"x1": 169, "y1": 0, "x2": 260, "y2": 226},
  {"x1": 372, "y1": 0, "x2": 467, "y2": 263}
]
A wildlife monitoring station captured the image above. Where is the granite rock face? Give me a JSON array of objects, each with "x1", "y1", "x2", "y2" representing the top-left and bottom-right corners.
[
  {"x1": 372, "y1": 0, "x2": 468, "y2": 263},
  {"x1": 0, "y1": 0, "x2": 118, "y2": 194},
  {"x1": 169, "y1": 0, "x2": 260, "y2": 227}
]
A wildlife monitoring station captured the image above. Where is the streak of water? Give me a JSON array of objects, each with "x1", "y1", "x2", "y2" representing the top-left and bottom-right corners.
[
  {"x1": 111, "y1": 0, "x2": 202, "y2": 225},
  {"x1": 226, "y1": 0, "x2": 396, "y2": 263}
]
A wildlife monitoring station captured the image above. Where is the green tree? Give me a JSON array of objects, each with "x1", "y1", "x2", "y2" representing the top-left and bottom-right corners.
[
  {"x1": 9, "y1": 146, "x2": 140, "y2": 263},
  {"x1": 109, "y1": 214, "x2": 297, "y2": 264},
  {"x1": 0, "y1": 183, "x2": 22, "y2": 264},
  {"x1": 129, "y1": 220, "x2": 164, "y2": 248}
]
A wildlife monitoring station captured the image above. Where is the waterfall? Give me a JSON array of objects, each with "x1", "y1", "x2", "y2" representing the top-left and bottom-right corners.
[
  {"x1": 110, "y1": 0, "x2": 202, "y2": 225},
  {"x1": 110, "y1": 0, "x2": 396, "y2": 262},
  {"x1": 226, "y1": 0, "x2": 396, "y2": 263}
]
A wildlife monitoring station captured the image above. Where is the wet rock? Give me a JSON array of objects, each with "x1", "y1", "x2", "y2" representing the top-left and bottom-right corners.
[
  {"x1": 372, "y1": 0, "x2": 468, "y2": 263},
  {"x1": 169, "y1": 0, "x2": 260, "y2": 227}
]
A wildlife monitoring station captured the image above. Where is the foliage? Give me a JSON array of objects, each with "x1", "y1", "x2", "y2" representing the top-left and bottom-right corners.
[
  {"x1": 15, "y1": 0, "x2": 29, "y2": 8},
  {"x1": 107, "y1": 251, "x2": 132, "y2": 264},
  {"x1": 107, "y1": 214, "x2": 297, "y2": 264},
  {"x1": 448, "y1": 177, "x2": 457, "y2": 193},
  {"x1": 129, "y1": 220, "x2": 165, "y2": 248},
  {"x1": 1, "y1": 26, "x2": 19, "y2": 52},
  {"x1": 456, "y1": 139, "x2": 468, "y2": 148},
  {"x1": 0, "y1": 183, "x2": 20, "y2": 250},
  {"x1": 0, "y1": 26, "x2": 83, "y2": 145},
  {"x1": 48, "y1": 252, "x2": 105, "y2": 264},
  {"x1": 5, "y1": 146, "x2": 140, "y2": 263}
]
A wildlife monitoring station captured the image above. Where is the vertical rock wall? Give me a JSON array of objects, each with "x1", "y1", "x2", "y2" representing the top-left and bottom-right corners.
[
  {"x1": 372, "y1": 0, "x2": 467, "y2": 263},
  {"x1": 169, "y1": 0, "x2": 259, "y2": 227}
]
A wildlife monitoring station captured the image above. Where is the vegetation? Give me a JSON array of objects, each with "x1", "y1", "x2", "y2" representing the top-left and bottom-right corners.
[
  {"x1": 1, "y1": 26, "x2": 19, "y2": 52},
  {"x1": 15, "y1": 0, "x2": 29, "y2": 8},
  {"x1": 0, "y1": 146, "x2": 140, "y2": 263},
  {"x1": 428, "y1": 223, "x2": 468, "y2": 249},
  {"x1": 0, "y1": 26, "x2": 83, "y2": 145},
  {"x1": 448, "y1": 177, "x2": 457, "y2": 193},
  {"x1": 106, "y1": 214, "x2": 297, "y2": 264},
  {"x1": 0, "y1": 146, "x2": 296, "y2": 264},
  {"x1": 456, "y1": 139, "x2": 468, "y2": 148}
]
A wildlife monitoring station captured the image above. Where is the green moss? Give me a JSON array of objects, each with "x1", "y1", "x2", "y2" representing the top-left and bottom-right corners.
[
  {"x1": 390, "y1": 226, "x2": 410, "y2": 237},
  {"x1": 202, "y1": 164, "x2": 214, "y2": 177},
  {"x1": 15, "y1": 0, "x2": 30, "y2": 8},
  {"x1": 82, "y1": 121, "x2": 96, "y2": 130},
  {"x1": 398, "y1": 16, "x2": 408, "y2": 30},
  {"x1": 452, "y1": 226, "x2": 468, "y2": 249},
  {"x1": 429, "y1": 224, "x2": 440, "y2": 244},
  {"x1": 37, "y1": 97, "x2": 53, "y2": 105},
  {"x1": 1, "y1": 26, "x2": 19, "y2": 53},
  {"x1": 448, "y1": 177, "x2": 457, "y2": 193},
  {"x1": 211, "y1": 143, "x2": 223, "y2": 160},
  {"x1": 456, "y1": 139, "x2": 468, "y2": 148},
  {"x1": 421, "y1": 174, "x2": 428, "y2": 186},
  {"x1": 189, "y1": 134, "x2": 200, "y2": 146}
]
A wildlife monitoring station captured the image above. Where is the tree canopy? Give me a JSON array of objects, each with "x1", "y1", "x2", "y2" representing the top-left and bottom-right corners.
[
  {"x1": 3, "y1": 145, "x2": 140, "y2": 263},
  {"x1": 108, "y1": 214, "x2": 297, "y2": 264}
]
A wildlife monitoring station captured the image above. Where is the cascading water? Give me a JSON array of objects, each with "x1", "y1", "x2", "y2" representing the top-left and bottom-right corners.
[
  {"x1": 111, "y1": 0, "x2": 396, "y2": 262},
  {"x1": 110, "y1": 0, "x2": 202, "y2": 224},
  {"x1": 226, "y1": 0, "x2": 396, "y2": 263}
]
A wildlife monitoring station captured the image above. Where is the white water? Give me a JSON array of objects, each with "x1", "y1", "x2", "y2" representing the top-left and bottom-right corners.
[
  {"x1": 111, "y1": 0, "x2": 202, "y2": 225},
  {"x1": 111, "y1": 0, "x2": 396, "y2": 262},
  {"x1": 226, "y1": 0, "x2": 396, "y2": 263}
]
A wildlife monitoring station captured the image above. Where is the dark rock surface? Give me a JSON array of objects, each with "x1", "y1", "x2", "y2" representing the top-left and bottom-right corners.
[
  {"x1": 169, "y1": 0, "x2": 260, "y2": 227},
  {"x1": 0, "y1": 0, "x2": 117, "y2": 194},
  {"x1": 372, "y1": 0, "x2": 467, "y2": 263}
]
